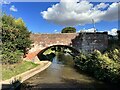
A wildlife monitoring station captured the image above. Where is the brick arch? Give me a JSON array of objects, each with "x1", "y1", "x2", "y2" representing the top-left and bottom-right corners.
[
  {"x1": 37, "y1": 45, "x2": 80, "y2": 57},
  {"x1": 26, "y1": 44, "x2": 79, "y2": 60},
  {"x1": 26, "y1": 33, "x2": 108, "y2": 60}
]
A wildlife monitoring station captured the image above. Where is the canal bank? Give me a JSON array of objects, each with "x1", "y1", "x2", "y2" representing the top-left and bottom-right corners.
[
  {"x1": 1, "y1": 60, "x2": 51, "y2": 90},
  {"x1": 20, "y1": 53, "x2": 120, "y2": 90}
]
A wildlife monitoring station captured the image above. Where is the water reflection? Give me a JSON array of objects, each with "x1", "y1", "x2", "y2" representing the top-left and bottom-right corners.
[
  {"x1": 56, "y1": 52, "x2": 74, "y2": 66},
  {"x1": 19, "y1": 52, "x2": 120, "y2": 90}
]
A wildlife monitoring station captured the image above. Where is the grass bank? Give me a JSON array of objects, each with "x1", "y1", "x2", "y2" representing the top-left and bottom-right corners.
[{"x1": 2, "y1": 61, "x2": 39, "y2": 80}]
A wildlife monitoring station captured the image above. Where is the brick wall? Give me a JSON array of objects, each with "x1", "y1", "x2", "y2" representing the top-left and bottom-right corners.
[{"x1": 29, "y1": 32, "x2": 108, "y2": 53}]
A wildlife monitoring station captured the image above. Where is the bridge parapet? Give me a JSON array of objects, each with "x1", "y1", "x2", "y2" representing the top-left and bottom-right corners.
[
  {"x1": 26, "y1": 32, "x2": 108, "y2": 60},
  {"x1": 29, "y1": 33, "x2": 78, "y2": 53}
]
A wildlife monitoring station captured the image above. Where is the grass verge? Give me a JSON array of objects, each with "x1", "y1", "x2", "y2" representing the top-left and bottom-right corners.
[{"x1": 2, "y1": 61, "x2": 39, "y2": 80}]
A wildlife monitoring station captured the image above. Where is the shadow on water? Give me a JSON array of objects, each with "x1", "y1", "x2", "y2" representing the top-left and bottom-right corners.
[
  {"x1": 2, "y1": 84, "x2": 13, "y2": 90},
  {"x1": 17, "y1": 81, "x2": 120, "y2": 90},
  {"x1": 16, "y1": 52, "x2": 120, "y2": 90},
  {"x1": 2, "y1": 80, "x2": 21, "y2": 90}
]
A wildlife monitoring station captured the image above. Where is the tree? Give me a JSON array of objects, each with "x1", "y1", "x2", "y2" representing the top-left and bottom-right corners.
[
  {"x1": 14, "y1": 18, "x2": 32, "y2": 56},
  {"x1": 2, "y1": 14, "x2": 32, "y2": 64},
  {"x1": 61, "y1": 27, "x2": 76, "y2": 33}
]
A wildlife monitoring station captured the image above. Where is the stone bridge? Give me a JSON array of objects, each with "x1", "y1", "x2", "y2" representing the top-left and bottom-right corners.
[{"x1": 26, "y1": 32, "x2": 108, "y2": 60}]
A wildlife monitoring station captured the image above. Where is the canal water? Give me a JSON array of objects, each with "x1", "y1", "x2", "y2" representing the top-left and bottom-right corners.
[{"x1": 19, "y1": 53, "x2": 119, "y2": 90}]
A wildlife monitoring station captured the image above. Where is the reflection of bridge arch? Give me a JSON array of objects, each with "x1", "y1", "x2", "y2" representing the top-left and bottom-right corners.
[{"x1": 37, "y1": 45, "x2": 80, "y2": 58}]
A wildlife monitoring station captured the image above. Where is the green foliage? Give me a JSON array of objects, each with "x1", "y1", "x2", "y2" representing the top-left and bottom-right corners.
[
  {"x1": 2, "y1": 50, "x2": 23, "y2": 64},
  {"x1": 61, "y1": 27, "x2": 76, "y2": 33},
  {"x1": 75, "y1": 50, "x2": 120, "y2": 83},
  {"x1": 105, "y1": 49, "x2": 120, "y2": 63},
  {"x1": 2, "y1": 14, "x2": 32, "y2": 64}
]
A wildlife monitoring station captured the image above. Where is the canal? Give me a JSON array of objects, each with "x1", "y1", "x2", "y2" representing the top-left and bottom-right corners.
[{"x1": 19, "y1": 53, "x2": 119, "y2": 90}]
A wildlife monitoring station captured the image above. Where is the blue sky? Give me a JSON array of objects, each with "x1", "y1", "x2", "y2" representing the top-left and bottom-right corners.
[{"x1": 2, "y1": 1, "x2": 119, "y2": 35}]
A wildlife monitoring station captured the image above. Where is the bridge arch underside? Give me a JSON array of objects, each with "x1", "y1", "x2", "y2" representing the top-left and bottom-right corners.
[{"x1": 37, "y1": 45, "x2": 80, "y2": 60}]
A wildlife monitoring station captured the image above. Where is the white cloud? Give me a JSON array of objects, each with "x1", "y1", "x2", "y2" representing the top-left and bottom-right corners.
[
  {"x1": 77, "y1": 28, "x2": 117, "y2": 36},
  {"x1": 54, "y1": 29, "x2": 60, "y2": 33},
  {"x1": 108, "y1": 28, "x2": 118, "y2": 36},
  {"x1": 54, "y1": 29, "x2": 57, "y2": 32},
  {"x1": 10, "y1": 5, "x2": 18, "y2": 12},
  {"x1": 41, "y1": 0, "x2": 119, "y2": 26},
  {"x1": 77, "y1": 28, "x2": 95, "y2": 33},
  {"x1": 84, "y1": 28, "x2": 95, "y2": 32},
  {"x1": 103, "y1": 2, "x2": 120, "y2": 21},
  {"x1": 95, "y1": 3, "x2": 109, "y2": 9},
  {"x1": 0, "y1": 0, "x2": 11, "y2": 5}
]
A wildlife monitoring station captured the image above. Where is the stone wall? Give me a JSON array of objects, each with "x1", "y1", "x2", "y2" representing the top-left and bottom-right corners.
[
  {"x1": 72, "y1": 32, "x2": 108, "y2": 52},
  {"x1": 29, "y1": 32, "x2": 108, "y2": 53}
]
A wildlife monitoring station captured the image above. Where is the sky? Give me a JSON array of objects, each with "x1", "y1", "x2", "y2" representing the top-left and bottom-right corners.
[{"x1": 1, "y1": 0, "x2": 120, "y2": 35}]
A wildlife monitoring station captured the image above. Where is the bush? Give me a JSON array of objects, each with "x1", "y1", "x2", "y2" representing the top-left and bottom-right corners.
[
  {"x1": 2, "y1": 14, "x2": 32, "y2": 64},
  {"x1": 74, "y1": 50, "x2": 120, "y2": 83},
  {"x1": 2, "y1": 50, "x2": 23, "y2": 64},
  {"x1": 105, "y1": 49, "x2": 120, "y2": 63}
]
